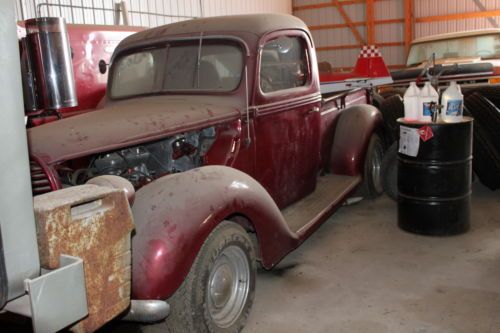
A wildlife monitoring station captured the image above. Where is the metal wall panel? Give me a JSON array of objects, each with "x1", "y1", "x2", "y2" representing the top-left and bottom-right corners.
[
  {"x1": 202, "y1": 0, "x2": 291, "y2": 17},
  {"x1": 343, "y1": 3, "x2": 366, "y2": 22},
  {"x1": 293, "y1": 0, "x2": 372, "y2": 69},
  {"x1": 415, "y1": 0, "x2": 500, "y2": 38},
  {"x1": 375, "y1": 22, "x2": 403, "y2": 43},
  {"x1": 16, "y1": 0, "x2": 292, "y2": 26},
  {"x1": 416, "y1": 17, "x2": 500, "y2": 38},
  {"x1": 379, "y1": 45, "x2": 406, "y2": 67},
  {"x1": 294, "y1": 0, "x2": 330, "y2": 7},
  {"x1": 375, "y1": 0, "x2": 402, "y2": 20},
  {"x1": 316, "y1": 48, "x2": 361, "y2": 69},
  {"x1": 416, "y1": 0, "x2": 500, "y2": 17},
  {"x1": 294, "y1": 0, "x2": 500, "y2": 70}
]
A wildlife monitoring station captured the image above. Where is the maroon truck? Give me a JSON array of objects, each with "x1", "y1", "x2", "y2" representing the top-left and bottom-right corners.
[{"x1": 27, "y1": 14, "x2": 384, "y2": 332}]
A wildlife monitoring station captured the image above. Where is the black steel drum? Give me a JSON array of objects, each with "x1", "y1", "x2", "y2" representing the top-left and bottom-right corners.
[{"x1": 397, "y1": 117, "x2": 473, "y2": 236}]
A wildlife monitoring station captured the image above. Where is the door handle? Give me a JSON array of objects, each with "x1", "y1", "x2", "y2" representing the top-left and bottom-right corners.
[{"x1": 307, "y1": 107, "x2": 320, "y2": 115}]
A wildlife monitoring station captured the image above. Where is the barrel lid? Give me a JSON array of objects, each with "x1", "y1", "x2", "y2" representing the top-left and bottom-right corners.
[{"x1": 397, "y1": 116, "x2": 473, "y2": 125}]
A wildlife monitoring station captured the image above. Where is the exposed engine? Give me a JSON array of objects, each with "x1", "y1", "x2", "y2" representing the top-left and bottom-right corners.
[{"x1": 64, "y1": 127, "x2": 216, "y2": 188}]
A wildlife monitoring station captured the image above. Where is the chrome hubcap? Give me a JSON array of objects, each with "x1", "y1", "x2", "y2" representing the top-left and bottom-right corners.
[{"x1": 207, "y1": 245, "x2": 250, "y2": 328}]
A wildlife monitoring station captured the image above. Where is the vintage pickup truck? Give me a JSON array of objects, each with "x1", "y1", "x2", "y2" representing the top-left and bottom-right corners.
[{"x1": 27, "y1": 14, "x2": 384, "y2": 332}]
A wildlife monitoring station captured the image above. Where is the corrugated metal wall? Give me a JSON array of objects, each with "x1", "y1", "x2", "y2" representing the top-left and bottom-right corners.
[
  {"x1": 414, "y1": 0, "x2": 500, "y2": 37},
  {"x1": 293, "y1": 0, "x2": 500, "y2": 70},
  {"x1": 15, "y1": 0, "x2": 291, "y2": 27}
]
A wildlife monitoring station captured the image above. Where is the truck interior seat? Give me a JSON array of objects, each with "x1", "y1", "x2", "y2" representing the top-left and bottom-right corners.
[{"x1": 199, "y1": 60, "x2": 222, "y2": 90}]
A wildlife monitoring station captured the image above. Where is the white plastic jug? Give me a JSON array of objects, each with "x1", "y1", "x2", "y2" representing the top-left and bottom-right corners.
[
  {"x1": 441, "y1": 81, "x2": 463, "y2": 123},
  {"x1": 419, "y1": 82, "x2": 439, "y2": 122},
  {"x1": 403, "y1": 82, "x2": 420, "y2": 120}
]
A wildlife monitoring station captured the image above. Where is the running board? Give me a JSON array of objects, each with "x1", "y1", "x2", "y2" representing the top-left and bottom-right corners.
[{"x1": 282, "y1": 174, "x2": 361, "y2": 237}]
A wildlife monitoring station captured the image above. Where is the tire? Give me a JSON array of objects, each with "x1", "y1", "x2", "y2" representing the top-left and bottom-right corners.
[
  {"x1": 463, "y1": 105, "x2": 500, "y2": 190},
  {"x1": 371, "y1": 93, "x2": 385, "y2": 110},
  {"x1": 381, "y1": 142, "x2": 398, "y2": 201},
  {"x1": 361, "y1": 134, "x2": 385, "y2": 198},
  {"x1": 464, "y1": 86, "x2": 500, "y2": 109},
  {"x1": 379, "y1": 95, "x2": 404, "y2": 145},
  {"x1": 471, "y1": 128, "x2": 500, "y2": 190},
  {"x1": 464, "y1": 93, "x2": 500, "y2": 149},
  {"x1": 379, "y1": 88, "x2": 403, "y2": 99},
  {"x1": 165, "y1": 221, "x2": 256, "y2": 333}
]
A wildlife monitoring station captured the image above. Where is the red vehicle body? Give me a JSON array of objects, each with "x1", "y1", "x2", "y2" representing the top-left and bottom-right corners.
[
  {"x1": 27, "y1": 14, "x2": 384, "y2": 331},
  {"x1": 18, "y1": 23, "x2": 142, "y2": 126}
]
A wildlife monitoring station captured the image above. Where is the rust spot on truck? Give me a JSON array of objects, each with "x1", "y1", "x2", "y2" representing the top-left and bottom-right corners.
[{"x1": 33, "y1": 185, "x2": 134, "y2": 333}]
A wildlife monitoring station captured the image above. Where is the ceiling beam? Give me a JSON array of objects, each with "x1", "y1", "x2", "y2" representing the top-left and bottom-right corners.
[
  {"x1": 308, "y1": 18, "x2": 404, "y2": 31},
  {"x1": 416, "y1": 9, "x2": 500, "y2": 23},
  {"x1": 293, "y1": 0, "x2": 390, "y2": 12},
  {"x1": 294, "y1": 0, "x2": 364, "y2": 11}
]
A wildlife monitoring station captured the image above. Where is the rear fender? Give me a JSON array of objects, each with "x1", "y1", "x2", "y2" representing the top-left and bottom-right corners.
[
  {"x1": 131, "y1": 166, "x2": 297, "y2": 300},
  {"x1": 329, "y1": 104, "x2": 383, "y2": 175}
]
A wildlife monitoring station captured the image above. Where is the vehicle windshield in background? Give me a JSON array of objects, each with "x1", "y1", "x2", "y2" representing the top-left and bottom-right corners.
[
  {"x1": 406, "y1": 33, "x2": 500, "y2": 67},
  {"x1": 110, "y1": 40, "x2": 243, "y2": 98}
]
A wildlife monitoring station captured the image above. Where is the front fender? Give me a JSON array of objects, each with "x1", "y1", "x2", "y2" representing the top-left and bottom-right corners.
[
  {"x1": 131, "y1": 166, "x2": 298, "y2": 300},
  {"x1": 329, "y1": 104, "x2": 383, "y2": 175}
]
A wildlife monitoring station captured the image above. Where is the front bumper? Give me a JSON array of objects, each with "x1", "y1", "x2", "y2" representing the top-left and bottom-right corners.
[{"x1": 121, "y1": 299, "x2": 170, "y2": 323}]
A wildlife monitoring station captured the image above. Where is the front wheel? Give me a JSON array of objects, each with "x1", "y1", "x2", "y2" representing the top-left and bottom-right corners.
[{"x1": 165, "y1": 221, "x2": 256, "y2": 333}]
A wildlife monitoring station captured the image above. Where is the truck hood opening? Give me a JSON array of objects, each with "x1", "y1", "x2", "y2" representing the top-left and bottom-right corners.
[{"x1": 28, "y1": 95, "x2": 242, "y2": 164}]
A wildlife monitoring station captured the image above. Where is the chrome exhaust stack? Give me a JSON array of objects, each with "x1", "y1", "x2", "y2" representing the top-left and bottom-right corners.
[{"x1": 22, "y1": 17, "x2": 77, "y2": 113}]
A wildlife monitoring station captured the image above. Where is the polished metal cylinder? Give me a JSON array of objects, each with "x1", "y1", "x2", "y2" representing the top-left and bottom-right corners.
[{"x1": 25, "y1": 17, "x2": 77, "y2": 110}]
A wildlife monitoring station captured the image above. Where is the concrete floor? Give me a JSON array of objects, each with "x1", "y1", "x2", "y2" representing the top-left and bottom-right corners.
[
  {"x1": 2, "y1": 182, "x2": 499, "y2": 333},
  {"x1": 242, "y1": 182, "x2": 500, "y2": 333}
]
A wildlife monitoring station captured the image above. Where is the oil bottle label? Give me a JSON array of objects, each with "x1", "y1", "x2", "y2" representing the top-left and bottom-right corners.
[
  {"x1": 422, "y1": 102, "x2": 433, "y2": 116},
  {"x1": 446, "y1": 99, "x2": 463, "y2": 116}
]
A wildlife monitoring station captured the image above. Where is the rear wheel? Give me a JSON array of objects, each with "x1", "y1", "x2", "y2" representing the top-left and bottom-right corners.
[
  {"x1": 379, "y1": 95, "x2": 404, "y2": 146},
  {"x1": 381, "y1": 142, "x2": 398, "y2": 201},
  {"x1": 165, "y1": 222, "x2": 256, "y2": 333},
  {"x1": 361, "y1": 134, "x2": 385, "y2": 198}
]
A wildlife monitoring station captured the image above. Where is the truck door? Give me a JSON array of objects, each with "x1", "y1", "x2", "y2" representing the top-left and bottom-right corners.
[{"x1": 252, "y1": 31, "x2": 321, "y2": 209}]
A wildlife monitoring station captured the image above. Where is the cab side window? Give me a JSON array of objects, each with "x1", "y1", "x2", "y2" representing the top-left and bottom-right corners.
[{"x1": 260, "y1": 36, "x2": 309, "y2": 93}]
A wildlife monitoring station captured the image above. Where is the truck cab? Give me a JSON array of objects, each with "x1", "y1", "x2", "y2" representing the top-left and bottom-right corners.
[{"x1": 27, "y1": 14, "x2": 383, "y2": 332}]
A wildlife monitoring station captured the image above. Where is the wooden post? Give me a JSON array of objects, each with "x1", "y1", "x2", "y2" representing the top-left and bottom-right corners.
[
  {"x1": 404, "y1": 0, "x2": 413, "y2": 56},
  {"x1": 366, "y1": 0, "x2": 375, "y2": 45},
  {"x1": 113, "y1": 2, "x2": 121, "y2": 25},
  {"x1": 121, "y1": 1, "x2": 130, "y2": 26}
]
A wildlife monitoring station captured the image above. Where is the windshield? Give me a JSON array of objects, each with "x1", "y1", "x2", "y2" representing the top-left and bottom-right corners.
[
  {"x1": 110, "y1": 40, "x2": 243, "y2": 99},
  {"x1": 406, "y1": 33, "x2": 500, "y2": 66}
]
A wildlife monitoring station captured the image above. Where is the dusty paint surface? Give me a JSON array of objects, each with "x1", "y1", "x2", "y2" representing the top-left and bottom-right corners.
[
  {"x1": 28, "y1": 94, "x2": 242, "y2": 164},
  {"x1": 33, "y1": 185, "x2": 134, "y2": 333},
  {"x1": 131, "y1": 165, "x2": 298, "y2": 300}
]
